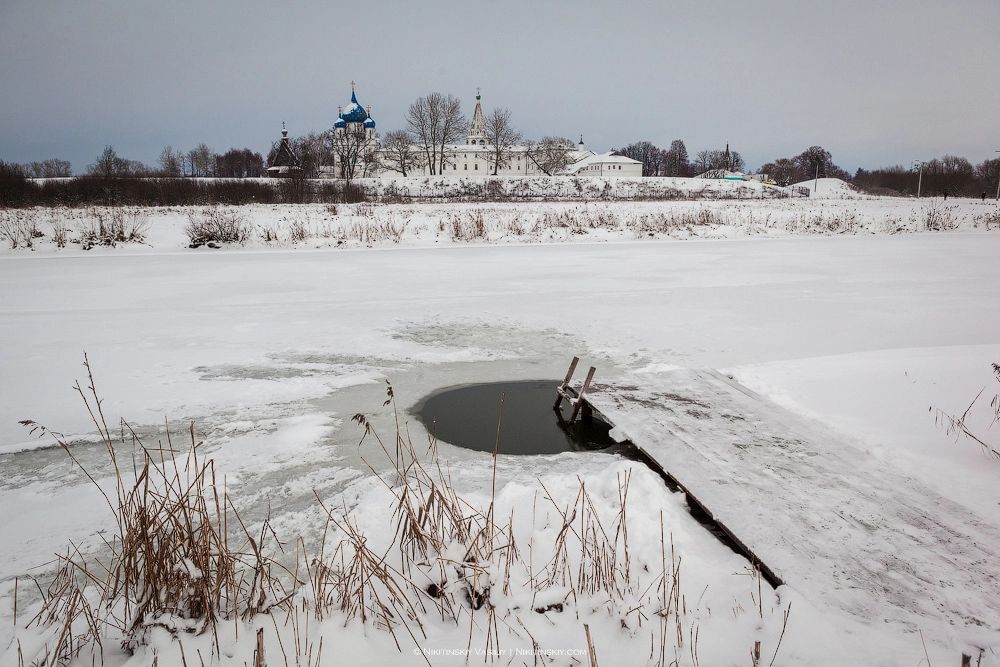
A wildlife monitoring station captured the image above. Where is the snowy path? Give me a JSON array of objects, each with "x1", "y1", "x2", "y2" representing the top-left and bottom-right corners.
[{"x1": 585, "y1": 368, "x2": 1000, "y2": 636}]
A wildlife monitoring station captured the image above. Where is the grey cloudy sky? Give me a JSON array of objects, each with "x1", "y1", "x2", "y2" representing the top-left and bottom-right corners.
[{"x1": 2, "y1": 0, "x2": 998, "y2": 174}]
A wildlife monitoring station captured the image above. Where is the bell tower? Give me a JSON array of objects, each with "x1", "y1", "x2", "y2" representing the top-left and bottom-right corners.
[{"x1": 467, "y1": 89, "x2": 487, "y2": 145}]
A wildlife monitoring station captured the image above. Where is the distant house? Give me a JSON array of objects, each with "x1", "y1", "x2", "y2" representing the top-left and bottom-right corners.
[
  {"x1": 266, "y1": 123, "x2": 303, "y2": 178},
  {"x1": 563, "y1": 152, "x2": 643, "y2": 178}
]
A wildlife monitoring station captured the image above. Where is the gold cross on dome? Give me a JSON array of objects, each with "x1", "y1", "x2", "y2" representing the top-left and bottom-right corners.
[
  {"x1": 351, "y1": 80, "x2": 355, "y2": 91},
  {"x1": 477, "y1": 87, "x2": 480, "y2": 96}
]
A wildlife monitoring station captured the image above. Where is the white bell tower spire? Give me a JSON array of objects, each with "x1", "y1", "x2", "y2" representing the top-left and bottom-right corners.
[{"x1": 467, "y1": 88, "x2": 487, "y2": 145}]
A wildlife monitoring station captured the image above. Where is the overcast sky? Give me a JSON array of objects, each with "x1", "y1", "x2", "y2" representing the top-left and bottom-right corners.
[{"x1": 2, "y1": 0, "x2": 998, "y2": 174}]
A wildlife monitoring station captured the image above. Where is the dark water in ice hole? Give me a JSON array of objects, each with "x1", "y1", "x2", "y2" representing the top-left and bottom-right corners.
[
  {"x1": 412, "y1": 379, "x2": 783, "y2": 588},
  {"x1": 412, "y1": 380, "x2": 624, "y2": 456}
]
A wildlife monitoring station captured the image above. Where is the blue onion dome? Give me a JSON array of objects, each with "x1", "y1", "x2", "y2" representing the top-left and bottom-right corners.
[
  {"x1": 340, "y1": 90, "x2": 369, "y2": 123},
  {"x1": 363, "y1": 116, "x2": 376, "y2": 129},
  {"x1": 334, "y1": 117, "x2": 347, "y2": 128}
]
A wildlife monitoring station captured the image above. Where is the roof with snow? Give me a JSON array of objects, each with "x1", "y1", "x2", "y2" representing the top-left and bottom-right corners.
[
  {"x1": 563, "y1": 151, "x2": 641, "y2": 174},
  {"x1": 268, "y1": 125, "x2": 299, "y2": 169},
  {"x1": 340, "y1": 90, "x2": 369, "y2": 123}
]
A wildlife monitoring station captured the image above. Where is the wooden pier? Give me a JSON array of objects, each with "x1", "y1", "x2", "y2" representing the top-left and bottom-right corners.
[{"x1": 560, "y1": 361, "x2": 1000, "y2": 633}]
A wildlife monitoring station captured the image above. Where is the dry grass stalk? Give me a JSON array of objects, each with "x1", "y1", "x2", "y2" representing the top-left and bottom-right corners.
[
  {"x1": 932, "y1": 363, "x2": 1000, "y2": 462},
  {"x1": 18, "y1": 354, "x2": 286, "y2": 660},
  {"x1": 584, "y1": 623, "x2": 599, "y2": 667}
]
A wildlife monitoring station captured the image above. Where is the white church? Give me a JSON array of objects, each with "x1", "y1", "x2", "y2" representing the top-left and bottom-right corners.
[{"x1": 318, "y1": 86, "x2": 642, "y2": 179}]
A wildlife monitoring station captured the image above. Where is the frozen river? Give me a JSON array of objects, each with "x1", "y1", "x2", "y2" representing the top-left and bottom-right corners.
[{"x1": 1, "y1": 230, "x2": 999, "y2": 663}]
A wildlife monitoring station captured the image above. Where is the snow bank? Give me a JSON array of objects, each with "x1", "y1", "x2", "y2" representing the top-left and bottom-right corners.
[
  {"x1": 1, "y1": 196, "x2": 997, "y2": 256},
  {"x1": 791, "y1": 176, "x2": 861, "y2": 199}
]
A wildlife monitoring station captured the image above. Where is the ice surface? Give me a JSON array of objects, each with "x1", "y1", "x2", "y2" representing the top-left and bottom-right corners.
[{"x1": 0, "y1": 205, "x2": 998, "y2": 664}]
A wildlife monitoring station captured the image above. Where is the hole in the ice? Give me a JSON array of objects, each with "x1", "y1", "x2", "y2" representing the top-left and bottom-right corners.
[
  {"x1": 412, "y1": 380, "x2": 625, "y2": 456},
  {"x1": 412, "y1": 379, "x2": 783, "y2": 588}
]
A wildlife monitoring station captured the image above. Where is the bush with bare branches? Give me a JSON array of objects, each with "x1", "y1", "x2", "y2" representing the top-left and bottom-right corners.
[{"x1": 185, "y1": 207, "x2": 254, "y2": 247}]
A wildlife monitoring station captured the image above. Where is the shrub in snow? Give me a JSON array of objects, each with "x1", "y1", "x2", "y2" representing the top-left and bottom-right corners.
[
  {"x1": 0, "y1": 210, "x2": 44, "y2": 249},
  {"x1": 76, "y1": 207, "x2": 150, "y2": 249},
  {"x1": 185, "y1": 207, "x2": 254, "y2": 247}
]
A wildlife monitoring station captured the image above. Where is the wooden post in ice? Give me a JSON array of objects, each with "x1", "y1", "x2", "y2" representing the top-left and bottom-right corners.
[
  {"x1": 554, "y1": 356, "x2": 597, "y2": 421},
  {"x1": 554, "y1": 356, "x2": 579, "y2": 410},
  {"x1": 570, "y1": 366, "x2": 597, "y2": 421}
]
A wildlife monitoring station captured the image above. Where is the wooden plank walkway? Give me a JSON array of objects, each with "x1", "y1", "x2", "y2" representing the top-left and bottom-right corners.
[{"x1": 583, "y1": 368, "x2": 1000, "y2": 633}]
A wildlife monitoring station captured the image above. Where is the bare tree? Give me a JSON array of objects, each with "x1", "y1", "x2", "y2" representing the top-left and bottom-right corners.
[
  {"x1": 215, "y1": 148, "x2": 265, "y2": 178},
  {"x1": 977, "y1": 157, "x2": 1000, "y2": 191},
  {"x1": 329, "y1": 124, "x2": 379, "y2": 184},
  {"x1": 664, "y1": 140, "x2": 689, "y2": 177},
  {"x1": 793, "y1": 146, "x2": 841, "y2": 181},
  {"x1": 380, "y1": 129, "x2": 425, "y2": 176},
  {"x1": 87, "y1": 146, "x2": 132, "y2": 178},
  {"x1": 21, "y1": 158, "x2": 72, "y2": 178},
  {"x1": 693, "y1": 148, "x2": 745, "y2": 175},
  {"x1": 187, "y1": 143, "x2": 216, "y2": 177},
  {"x1": 758, "y1": 158, "x2": 799, "y2": 185},
  {"x1": 294, "y1": 132, "x2": 334, "y2": 178},
  {"x1": 405, "y1": 92, "x2": 467, "y2": 175},
  {"x1": 525, "y1": 136, "x2": 575, "y2": 175},
  {"x1": 483, "y1": 107, "x2": 522, "y2": 175},
  {"x1": 158, "y1": 146, "x2": 183, "y2": 177},
  {"x1": 615, "y1": 141, "x2": 664, "y2": 176}
]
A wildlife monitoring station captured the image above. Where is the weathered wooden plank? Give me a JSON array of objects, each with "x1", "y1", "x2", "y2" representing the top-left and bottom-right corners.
[{"x1": 584, "y1": 368, "x2": 1000, "y2": 634}]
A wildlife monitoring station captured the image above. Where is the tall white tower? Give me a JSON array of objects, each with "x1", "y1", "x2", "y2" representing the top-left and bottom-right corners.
[{"x1": 467, "y1": 89, "x2": 487, "y2": 145}]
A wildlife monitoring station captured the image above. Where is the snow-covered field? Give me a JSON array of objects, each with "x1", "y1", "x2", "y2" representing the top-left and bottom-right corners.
[
  {"x1": 1, "y1": 194, "x2": 999, "y2": 666},
  {"x1": 2, "y1": 181, "x2": 999, "y2": 255}
]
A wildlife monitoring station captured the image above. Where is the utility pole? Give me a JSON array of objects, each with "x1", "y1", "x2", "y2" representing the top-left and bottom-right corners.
[
  {"x1": 814, "y1": 164, "x2": 820, "y2": 196},
  {"x1": 912, "y1": 160, "x2": 924, "y2": 198},
  {"x1": 995, "y1": 151, "x2": 1000, "y2": 201}
]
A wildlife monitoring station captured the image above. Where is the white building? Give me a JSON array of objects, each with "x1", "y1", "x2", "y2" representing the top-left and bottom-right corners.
[
  {"x1": 563, "y1": 152, "x2": 643, "y2": 178},
  {"x1": 321, "y1": 87, "x2": 643, "y2": 179},
  {"x1": 406, "y1": 93, "x2": 577, "y2": 177}
]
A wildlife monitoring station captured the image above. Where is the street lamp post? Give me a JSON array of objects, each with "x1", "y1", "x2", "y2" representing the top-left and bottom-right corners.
[{"x1": 995, "y1": 151, "x2": 999, "y2": 201}]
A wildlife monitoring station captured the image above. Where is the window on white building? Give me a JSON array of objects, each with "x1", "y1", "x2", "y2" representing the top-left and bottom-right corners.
[
  {"x1": 464, "y1": 164, "x2": 468, "y2": 170},
  {"x1": 474, "y1": 164, "x2": 478, "y2": 170}
]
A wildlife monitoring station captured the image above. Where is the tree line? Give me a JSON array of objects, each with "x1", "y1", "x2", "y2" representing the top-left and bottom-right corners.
[
  {"x1": 854, "y1": 156, "x2": 1000, "y2": 198},
  {"x1": 614, "y1": 140, "x2": 749, "y2": 177},
  {"x1": 6, "y1": 99, "x2": 1000, "y2": 198},
  {"x1": 615, "y1": 139, "x2": 1000, "y2": 197}
]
